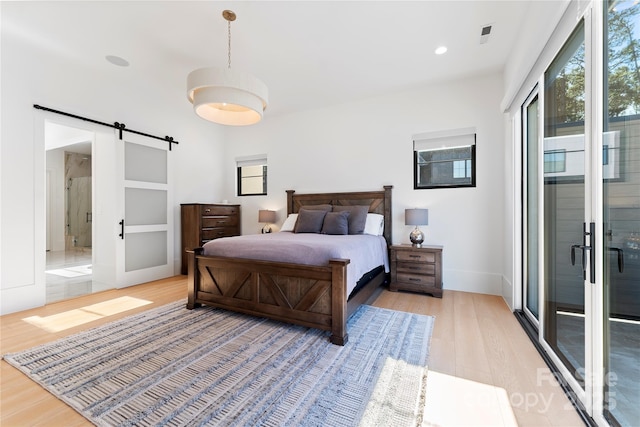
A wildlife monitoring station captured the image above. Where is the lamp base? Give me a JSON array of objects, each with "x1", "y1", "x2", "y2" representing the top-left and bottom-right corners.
[
  {"x1": 262, "y1": 224, "x2": 272, "y2": 234},
  {"x1": 409, "y1": 227, "x2": 424, "y2": 247}
]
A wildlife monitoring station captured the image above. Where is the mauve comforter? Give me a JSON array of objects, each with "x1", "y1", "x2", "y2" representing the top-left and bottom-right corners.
[{"x1": 202, "y1": 232, "x2": 389, "y2": 296}]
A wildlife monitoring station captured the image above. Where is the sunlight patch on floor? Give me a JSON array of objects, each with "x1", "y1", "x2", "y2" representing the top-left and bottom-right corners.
[
  {"x1": 360, "y1": 356, "x2": 427, "y2": 424},
  {"x1": 22, "y1": 296, "x2": 152, "y2": 333},
  {"x1": 422, "y1": 370, "x2": 518, "y2": 426}
]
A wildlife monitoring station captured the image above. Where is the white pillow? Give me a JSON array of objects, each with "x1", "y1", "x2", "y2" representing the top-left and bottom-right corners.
[
  {"x1": 363, "y1": 213, "x2": 384, "y2": 236},
  {"x1": 280, "y1": 213, "x2": 298, "y2": 232}
]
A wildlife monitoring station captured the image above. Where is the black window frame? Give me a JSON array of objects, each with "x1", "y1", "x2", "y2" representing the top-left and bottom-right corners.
[
  {"x1": 237, "y1": 164, "x2": 267, "y2": 196},
  {"x1": 413, "y1": 137, "x2": 477, "y2": 190}
]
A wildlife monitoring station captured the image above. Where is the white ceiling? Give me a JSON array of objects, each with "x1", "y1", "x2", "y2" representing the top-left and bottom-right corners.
[{"x1": 4, "y1": 1, "x2": 550, "y2": 122}]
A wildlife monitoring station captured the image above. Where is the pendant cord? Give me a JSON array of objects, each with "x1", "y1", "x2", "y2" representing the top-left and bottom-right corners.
[{"x1": 227, "y1": 20, "x2": 232, "y2": 69}]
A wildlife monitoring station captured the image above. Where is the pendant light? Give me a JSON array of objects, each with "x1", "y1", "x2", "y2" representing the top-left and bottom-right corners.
[{"x1": 187, "y1": 10, "x2": 268, "y2": 126}]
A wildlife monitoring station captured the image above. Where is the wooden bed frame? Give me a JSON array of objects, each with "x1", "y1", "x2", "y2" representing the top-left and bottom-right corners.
[{"x1": 186, "y1": 185, "x2": 393, "y2": 345}]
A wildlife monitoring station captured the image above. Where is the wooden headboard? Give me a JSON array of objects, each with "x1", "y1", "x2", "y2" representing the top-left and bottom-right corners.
[{"x1": 286, "y1": 185, "x2": 393, "y2": 245}]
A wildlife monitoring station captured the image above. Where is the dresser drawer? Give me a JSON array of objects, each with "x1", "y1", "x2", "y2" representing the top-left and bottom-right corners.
[
  {"x1": 201, "y1": 227, "x2": 238, "y2": 241},
  {"x1": 396, "y1": 261, "x2": 435, "y2": 275},
  {"x1": 201, "y1": 215, "x2": 239, "y2": 228},
  {"x1": 396, "y1": 250, "x2": 435, "y2": 263},
  {"x1": 396, "y1": 273, "x2": 436, "y2": 287},
  {"x1": 201, "y1": 205, "x2": 239, "y2": 216}
]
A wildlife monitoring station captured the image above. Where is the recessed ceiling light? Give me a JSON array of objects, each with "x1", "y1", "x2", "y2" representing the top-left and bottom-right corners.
[
  {"x1": 105, "y1": 55, "x2": 130, "y2": 67},
  {"x1": 435, "y1": 46, "x2": 448, "y2": 55}
]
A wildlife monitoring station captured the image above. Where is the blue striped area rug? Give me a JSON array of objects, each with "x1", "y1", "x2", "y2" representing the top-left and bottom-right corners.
[{"x1": 4, "y1": 301, "x2": 434, "y2": 427}]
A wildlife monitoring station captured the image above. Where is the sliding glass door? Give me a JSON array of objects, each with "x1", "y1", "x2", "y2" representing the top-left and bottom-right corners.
[
  {"x1": 521, "y1": 1, "x2": 639, "y2": 424},
  {"x1": 602, "y1": 1, "x2": 640, "y2": 425},
  {"x1": 542, "y1": 18, "x2": 589, "y2": 394}
]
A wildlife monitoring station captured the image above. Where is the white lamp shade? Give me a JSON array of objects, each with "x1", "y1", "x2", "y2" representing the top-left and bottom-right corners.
[
  {"x1": 405, "y1": 208, "x2": 429, "y2": 226},
  {"x1": 258, "y1": 209, "x2": 276, "y2": 223},
  {"x1": 187, "y1": 67, "x2": 268, "y2": 126}
]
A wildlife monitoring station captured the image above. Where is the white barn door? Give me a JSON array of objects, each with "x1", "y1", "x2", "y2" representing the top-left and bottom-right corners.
[{"x1": 115, "y1": 132, "x2": 173, "y2": 287}]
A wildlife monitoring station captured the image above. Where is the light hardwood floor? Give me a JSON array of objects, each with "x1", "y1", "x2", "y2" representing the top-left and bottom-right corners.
[
  {"x1": 1, "y1": 277, "x2": 585, "y2": 426},
  {"x1": 372, "y1": 289, "x2": 586, "y2": 426}
]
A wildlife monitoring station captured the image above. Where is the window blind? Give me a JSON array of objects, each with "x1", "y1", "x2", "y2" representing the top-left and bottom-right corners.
[
  {"x1": 413, "y1": 128, "x2": 476, "y2": 151},
  {"x1": 236, "y1": 154, "x2": 267, "y2": 167}
]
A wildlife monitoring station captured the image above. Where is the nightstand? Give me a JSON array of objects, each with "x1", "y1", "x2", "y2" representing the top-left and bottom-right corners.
[{"x1": 389, "y1": 244, "x2": 443, "y2": 298}]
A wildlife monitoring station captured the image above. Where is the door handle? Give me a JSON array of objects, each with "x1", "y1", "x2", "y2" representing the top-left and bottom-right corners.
[
  {"x1": 608, "y1": 247, "x2": 624, "y2": 273},
  {"x1": 570, "y1": 222, "x2": 596, "y2": 284},
  {"x1": 571, "y1": 244, "x2": 588, "y2": 272},
  {"x1": 119, "y1": 219, "x2": 124, "y2": 239}
]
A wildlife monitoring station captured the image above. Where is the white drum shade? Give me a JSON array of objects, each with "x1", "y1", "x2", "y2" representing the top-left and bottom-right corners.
[{"x1": 187, "y1": 67, "x2": 268, "y2": 126}]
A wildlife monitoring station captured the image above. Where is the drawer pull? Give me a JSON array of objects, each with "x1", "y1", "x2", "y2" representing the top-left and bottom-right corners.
[
  {"x1": 205, "y1": 209, "x2": 211, "y2": 213},
  {"x1": 409, "y1": 278, "x2": 421, "y2": 282},
  {"x1": 409, "y1": 255, "x2": 421, "y2": 258}
]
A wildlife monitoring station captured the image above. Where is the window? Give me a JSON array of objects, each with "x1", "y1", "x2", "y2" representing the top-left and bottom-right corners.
[
  {"x1": 413, "y1": 128, "x2": 476, "y2": 189},
  {"x1": 236, "y1": 155, "x2": 267, "y2": 196},
  {"x1": 543, "y1": 150, "x2": 566, "y2": 173},
  {"x1": 453, "y1": 159, "x2": 472, "y2": 178}
]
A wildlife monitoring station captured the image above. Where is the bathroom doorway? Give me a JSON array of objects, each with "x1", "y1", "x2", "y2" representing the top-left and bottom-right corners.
[{"x1": 45, "y1": 122, "x2": 111, "y2": 303}]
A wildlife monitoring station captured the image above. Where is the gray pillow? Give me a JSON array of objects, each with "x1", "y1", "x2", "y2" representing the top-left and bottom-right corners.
[
  {"x1": 294, "y1": 209, "x2": 328, "y2": 233},
  {"x1": 333, "y1": 205, "x2": 368, "y2": 234},
  {"x1": 321, "y1": 211, "x2": 350, "y2": 235}
]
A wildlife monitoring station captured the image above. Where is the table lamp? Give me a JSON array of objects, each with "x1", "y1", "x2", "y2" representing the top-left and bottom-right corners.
[
  {"x1": 405, "y1": 208, "x2": 429, "y2": 247},
  {"x1": 258, "y1": 209, "x2": 276, "y2": 233}
]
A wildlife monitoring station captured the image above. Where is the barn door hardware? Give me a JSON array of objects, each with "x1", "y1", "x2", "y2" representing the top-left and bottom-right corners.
[{"x1": 33, "y1": 104, "x2": 179, "y2": 149}]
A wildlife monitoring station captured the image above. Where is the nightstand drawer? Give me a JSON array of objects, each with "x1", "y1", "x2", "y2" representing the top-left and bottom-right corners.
[
  {"x1": 396, "y1": 250, "x2": 435, "y2": 263},
  {"x1": 397, "y1": 261, "x2": 435, "y2": 275},
  {"x1": 397, "y1": 273, "x2": 436, "y2": 287}
]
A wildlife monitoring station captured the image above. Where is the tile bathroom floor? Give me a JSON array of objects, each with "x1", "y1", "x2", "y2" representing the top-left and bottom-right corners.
[{"x1": 45, "y1": 248, "x2": 112, "y2": 303}]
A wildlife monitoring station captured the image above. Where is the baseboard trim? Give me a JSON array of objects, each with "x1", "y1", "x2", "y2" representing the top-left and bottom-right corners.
[{"x1": 513, "y1": 310, "x2": 596, "y2": 427}]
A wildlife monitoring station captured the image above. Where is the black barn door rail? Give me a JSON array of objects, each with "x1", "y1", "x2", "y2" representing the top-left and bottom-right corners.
[{"x1": 33, "y1": 104, "x2": 179, "y2": 151}]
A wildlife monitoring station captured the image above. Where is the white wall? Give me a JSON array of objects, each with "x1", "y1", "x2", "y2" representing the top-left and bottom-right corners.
[
  {"x1": 0, "y1": 7, "x2": 226, "y2": 315},
  {"x1": 221, "y1": 72, "x2": 507, "y2": 296}
]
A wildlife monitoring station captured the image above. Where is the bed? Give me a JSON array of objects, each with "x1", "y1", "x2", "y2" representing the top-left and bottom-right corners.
[{"x1": 186, "y1": 186, "x2": 393, "y2": 345}]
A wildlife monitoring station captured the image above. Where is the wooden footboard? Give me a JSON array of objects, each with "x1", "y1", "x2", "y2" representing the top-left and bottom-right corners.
[{"x1": 187, "y1": 248, "x2": 351, "y2": 345}]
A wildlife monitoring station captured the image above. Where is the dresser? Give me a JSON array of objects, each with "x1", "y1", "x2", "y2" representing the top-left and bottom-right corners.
[
  {"x1": 180, "y1": 203, "x2": 241, "y2": 274},
  {"x1": 389, "y1": 244, "x2": 443, "y2": 297}
]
